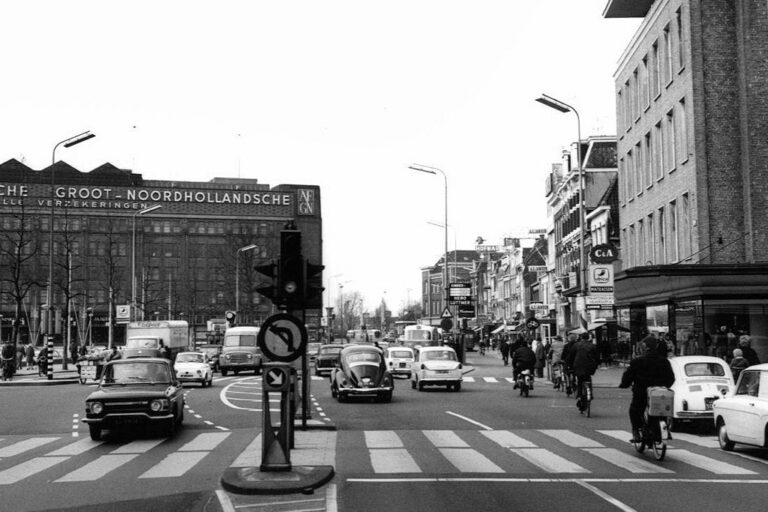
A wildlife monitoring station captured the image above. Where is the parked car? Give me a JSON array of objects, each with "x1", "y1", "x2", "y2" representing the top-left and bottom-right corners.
[
  {"x1": 330, "y1": 345, "x2": 393, "y2": 402},
  {"x1": 307, "y1": 342, "x2": 322, "y2": 364},
  {"x1": 384, "y1": 346, "x2": 415, "y2": 378},
  {"x1": 713, "y1": 363, "x2": 768, "y2": 451},
  {"x1": 174, "y1": 351, "x2": 213, "y2": 387},
  {"x1": 667, "y1": 356, "x2": 734, "y2": 430},
  {"x1": 410, "y1": 345, "x2": 463, "y2": 391},
  {"x1": 82, "y1": 357, "x2": 185, "y2": 440},
  {"x1": 315, "y1": 344, "x2": 344, "y2": 376}
]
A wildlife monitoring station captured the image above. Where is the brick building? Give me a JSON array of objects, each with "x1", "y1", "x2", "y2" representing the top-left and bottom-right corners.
[
  {"x1": 0, "y1": 158, "x2": 322, "y2": 346},
  {"x1": 605, "y1": 0, "x2": 768, "y2": 360}
]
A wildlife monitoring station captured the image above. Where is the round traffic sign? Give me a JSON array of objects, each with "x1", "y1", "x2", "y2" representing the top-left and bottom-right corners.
[
  {"x1": 257, "y1": 313, "x2": 308, "y2": 362},
  {"x1": 440, "y1": 318, "x2": 453, "y2": 331}
]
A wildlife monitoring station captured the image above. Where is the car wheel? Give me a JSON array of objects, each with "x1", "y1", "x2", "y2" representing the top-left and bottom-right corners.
[
  {"x1": 88, "y1": 424, "x2": 102, "y2": 441},
  {"x1": 234, "y1": 370, "x2": 240, "y2": 376},
  {"x1": 417, "y1": 379, "x2": 424, "y2": 391},
  {"x1": 331, "y1": 384, "x2": 338, "y2": 398},
  {"x1": 79, "y1": 376, "x2": 87, "y2": 385},
  {"x1": 221, "y1": 369, "x2": 228, "y2": 376},
  {"x1": 337, "y1": 392, "x2": 346, "y2": 403},
  {"x1": 454, "y1": 382, "x2": 461, "y2": 392},
  {"x1": 717, "y1": 421, "x2": 735, "y2": 451},
  {"x1": 383, "y1": 391, "x2": 392, "y2": 403},
  {"x1": 411, "y1": 378, "x2": 416, "y2": 389}
]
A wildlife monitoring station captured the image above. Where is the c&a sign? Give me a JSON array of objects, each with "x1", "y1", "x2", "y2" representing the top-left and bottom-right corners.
[{"x1": 589, "y1": 243, "x2": 618, "y2": 264}]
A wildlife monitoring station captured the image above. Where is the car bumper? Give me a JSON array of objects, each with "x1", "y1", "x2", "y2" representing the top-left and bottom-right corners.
[
  {"x1": 418, "y1": 370, "x2": 462, "y2": 383},
  {"x1": 674, "y1": 410, "x2": 714, "y2": 419},
  {"x1": 178, "y1": 376, "x2": 207, "y2": 383},
  {"x1": 83, "y1": 412, "x2": 174, "y2": 427},
  {"x1": 338, "y1": 386, "x2": 393, "y2": 397}
]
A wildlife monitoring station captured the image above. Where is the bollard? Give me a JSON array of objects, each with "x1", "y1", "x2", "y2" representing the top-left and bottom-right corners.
[{"x1": 260, "y1": 363, "x2": 292, "y2": 472}]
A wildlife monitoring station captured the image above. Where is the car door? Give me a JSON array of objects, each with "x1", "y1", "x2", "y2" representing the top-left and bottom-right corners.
[{"x1": 725, "y1": 370, "x2": 762, "y2": 443}]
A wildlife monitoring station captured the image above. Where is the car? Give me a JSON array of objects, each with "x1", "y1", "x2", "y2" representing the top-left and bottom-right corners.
[
  {"x1": 330, "y1": 345, "x2": 393, "y2": 402},
  {"x1": 174, "y1": 351, "x2": 213, "y2": 387},
  {"x1": 713, "y1": 363, "x2": 768, "y2": 451},
  {"x1": 384, "y1": 346, "x2": 414, "y2": 378},
  {"x1": 82, "y1": 357, "x2": 185, "y2": 440},
  {"x1": 198, "y1": 344, "x2": 222, "y2": 372},
  {"x1": 307, "y1": 342, "x2": 322, "y2": 364},
  {"x1": 315, "y1": 344, "x2": 344, "y2": 376},
  {"x1": 410, "y1": 345, "x2": 463, "y2": 391},
  {"x1": 667, "y1": 356, "x2": 735, "y2": 430}
]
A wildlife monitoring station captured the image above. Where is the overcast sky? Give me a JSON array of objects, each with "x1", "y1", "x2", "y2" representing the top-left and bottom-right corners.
[{"x1": 0, "y1": 1, "x2": 640, "y2": 313}]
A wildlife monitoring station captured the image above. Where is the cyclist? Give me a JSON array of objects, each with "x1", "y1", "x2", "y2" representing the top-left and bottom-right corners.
[
  {"x1": 619, "y1": 335, "x2": 675, "y2": 442},
  {"x1": 511, "y1": 341, "x2": 537, "y2": 389},
  {"x1": 567, "y1": 332, "x2": 599, "y2": 411},
  {"x1": 560, "y1": 333, "x2": 578, "y2": 395}
]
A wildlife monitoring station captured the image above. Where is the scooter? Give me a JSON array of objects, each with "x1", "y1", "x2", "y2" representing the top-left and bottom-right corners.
[{"x1": 517, "y1": 369, "x2": 534, "y2": 397}]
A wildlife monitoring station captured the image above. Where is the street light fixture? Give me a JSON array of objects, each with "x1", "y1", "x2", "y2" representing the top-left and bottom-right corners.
[
  {"x1": 535, "y1": 94, "x2": 586, "y2": 299},
  {"x1": 47, "y1": 131, "x2": 96, "y2": 349},
  {"x1": 409, "y1": 164, "x2": 449, "y2": 318},
  {"x1": 132, "y1": 204, "x2": 163, "y2": 321},
  {"x1": 235, "y1": 244, "x2": 259, "y2": 313}
]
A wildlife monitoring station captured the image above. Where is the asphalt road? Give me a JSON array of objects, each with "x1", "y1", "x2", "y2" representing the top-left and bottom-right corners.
[{"x1": 2, "y1": 350, "x2": 768, "y2": 512}]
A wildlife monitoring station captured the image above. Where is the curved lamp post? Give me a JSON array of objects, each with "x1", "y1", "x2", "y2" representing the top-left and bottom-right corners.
[
  {"x1": 236, "y1": 244, "x2": 259, "y2": 313},
  {"x1": 132, "y1": 205, "x2": 162, "y2": 321}
]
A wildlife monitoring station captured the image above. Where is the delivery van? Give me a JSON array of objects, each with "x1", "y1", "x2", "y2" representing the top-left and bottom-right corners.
[
  {"x1": 220, "y1": 326, "x2": 263, "y2": 376},
  {"x1": 124, "y1": 320, "x2": 190, "y2": 359}
]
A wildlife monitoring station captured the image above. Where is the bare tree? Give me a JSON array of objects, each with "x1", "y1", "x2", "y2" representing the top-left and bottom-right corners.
[
  {"x1": 53, "y1": 209, "x2": 86, "y2": 367},
  {"x1": 94, "y1": 215, "x2": 127, "y2": 347}
]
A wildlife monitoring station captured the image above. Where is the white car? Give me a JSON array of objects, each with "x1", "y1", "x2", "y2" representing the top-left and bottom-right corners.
[
  {"x1": 713, "y1": 363, "x2": 768, "y2": 451},
  {"x1": 667, "y1": 356, "x2": 734, "y2": 430},
  {"x1": 410, "y1": 346, "x2": 462, "y2": 392},
  {"x1": 174, "y1": 352, "x2": 213, "y2": 387},
  {"x1": 384, "y1": 346, "x2": 414, "y2": 378}
]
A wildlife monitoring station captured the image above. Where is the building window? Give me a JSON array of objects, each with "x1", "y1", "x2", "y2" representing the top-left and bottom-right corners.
[
  {"x1": 642, "y1": 54, "x2": 650, "y2": 109},
  {"x1": 617, "y1": 89, "x2": 624, "y2": 133},
  {"x1": 655, "y1": 121, "x2": 664, "y2": 180},
  {"x1": 659, "y1": 206, "x2": 666, "y2": 264},
  {"x1": 632, "y1": 68, "x2": 640, "y2": 121},
  {"x1": 638, "y1": 219, "x2": 645, "y2": 268},
  {"x1": 626, "y1": 149, "x2": 634, "y2": 199},
  {"x1": 619, "y1": 157, "x2": 626, "y2": 205},
  {"x1": 663, "y1": 24, "x2": 673, "y2": 85},
  {"x1": 651, "y1": 40, "x2": 660, "y2": 98},
  {"x1": 629, "y1": 224, "x2": 635, "y2": 268},
  {"x1": 676, "y1": 7, "x2": 685, "y2": 71},
  {"x1": 635, "y1": 142, "x2": 642, "y2": 196},
  {"x1": 682, "y1": 193, "x2": 691, "y2": 260},
  {"x1": 670, "y1": 200, "x2": 679, "y2": 262},
  {"x1": 644, "y1": 131, "x2": 652, "y2": 188},
  {"x1": 665, "y1": 108, "x2": 676, "y2": 173},
  {"x1": 624, "y1": 80, "x2": 632, "y2": 132},
  {"x1": 677, "y1": 97, "x2": 689, "y2": 163},
  {"x1": 647, "y1": 213, "x2": 655, "y2": 264}
]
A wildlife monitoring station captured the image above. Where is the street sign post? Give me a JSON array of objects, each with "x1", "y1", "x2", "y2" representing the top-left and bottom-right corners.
[{"x1": 257, "y1": 313, "x2": 308, "y2": 363}]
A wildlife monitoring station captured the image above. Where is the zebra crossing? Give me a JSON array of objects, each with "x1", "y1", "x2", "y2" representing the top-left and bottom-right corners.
[{"x1": 0, "y1": 427, "x2": 765, "y2": 487}]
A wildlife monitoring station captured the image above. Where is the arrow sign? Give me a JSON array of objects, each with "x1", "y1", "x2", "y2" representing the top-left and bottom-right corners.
[
  {"x1": 263, "y1": 365, "x2": 290, "y2": 391},
  {"x1": 267, "y1": 369, "x2": 284, "y2": 387}
]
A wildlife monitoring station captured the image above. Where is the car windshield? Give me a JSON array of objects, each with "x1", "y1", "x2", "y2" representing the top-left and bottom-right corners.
[
  {"x1": 176, "y1": 353, "x2": 204, "y2": 363},
  {"x1": 126, "y1": 337, "x2": 158, "y2": 349},
  {"x1": 735, "y1": 370, "x2": 763, "y2": 397},
  {"x1": 408, "y1": 330, "x2": 432, "y2": 341},
  {"x1": 224, "y1": 334, "x2": 257, "y2": 347},
  {"x1": 422, "y1": 350, "x2": 456, "y2": 361},
  {"x1": 684, "y1": 362, "x2": 725, "y2": 377},
  {"x1": 345, "y1": 351, "x2": 380, "y2": 363},
  {"x1": 389, "y1": 350, "x2": 413, "y2": 359},
  {"x1": 102, "y1": 362, "x2": 170, "y2": 385},
  {"x1": 320, "y1": 347, "x2": 342, "y2": 355}
]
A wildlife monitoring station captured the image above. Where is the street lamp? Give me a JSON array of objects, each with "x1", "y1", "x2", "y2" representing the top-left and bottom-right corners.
[
  {"x1": 235, "y1": 244, "x2": 259, "y2": 313},
  {"x1": 132, "y1": 204, "x2": 162, "y2": 321},
  {"x1": 535, "y1": 94, "x2": 586, "y2": 298},
  {"x1": 409, "y1": 164, "x2": 449, "y2": 317},
  {"x1": 48, "y1": 131, "x2": 96, "y2": 339},
  {"x1": 427, "y1": 221, "x2": 457, "y2": 282}
]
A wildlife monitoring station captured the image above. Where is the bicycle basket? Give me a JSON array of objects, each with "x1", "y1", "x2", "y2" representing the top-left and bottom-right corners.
[{"x1": 647, "y1": 386, "x2": 674, "y2": 416}]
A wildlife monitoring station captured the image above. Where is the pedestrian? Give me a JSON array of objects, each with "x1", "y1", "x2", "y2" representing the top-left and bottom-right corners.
[
  {"x1": 70, "y1": 341, "x2": 80, "y2": 364},
  {"x1": 499, "y1": 335, "x2": 510, "y2": 366},
  {"x1": 730, "y1": 348, "x2": 749, "y2": 382},
  {"x1": 107, "y1": 345, "x2": 121, "y2": 361},
  {"x1": 17, "y1": 343, "x2": 25, "y2": 369},
  {"x1": 738, "y1": 335, "x2": 760, "y2": 366},
  {"x1": 532, "y1": 336, "x2": 545, "y2": 378},
  {"x1": 158, "y1": 339, "x2": 171, "y2": 360},
  {"x1": 25, "y1": 342, "x2": 35, "y2": 369}
]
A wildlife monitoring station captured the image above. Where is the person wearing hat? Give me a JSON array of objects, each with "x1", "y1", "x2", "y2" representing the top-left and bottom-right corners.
[
  {"x1": 619, "y1": 335, "x2": 675, "y2": 442},
  {"x1": 738, "y1": 335, "x2": 760, "y2": 366}
]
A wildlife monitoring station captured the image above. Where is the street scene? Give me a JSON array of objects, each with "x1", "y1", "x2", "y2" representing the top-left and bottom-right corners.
[{"x1": 3, "y1": 0, "x2": 768, "y2": 511}]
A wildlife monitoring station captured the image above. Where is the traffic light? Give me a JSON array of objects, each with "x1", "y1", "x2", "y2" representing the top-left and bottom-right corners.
[
  {"x1": 254, "y1": 261, "x2": 279, "y2": 303},
  {"x1": 279, "y1": 228, "x2": 304, "y2": 310},
  {"x1": 225, "y1": 310, "x2": 237, "y2": 327},
  {"x1": 304, "y1": 261, "x2": 324, "y2": 310}
]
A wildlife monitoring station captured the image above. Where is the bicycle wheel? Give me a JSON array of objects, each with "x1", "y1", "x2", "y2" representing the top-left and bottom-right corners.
[
  {"x1": 633, "y1": 433, "x2": 646, "y2": 453},
  {"x1": 585, "y1": 381, "x2": 592, "y2": 418},
  {"x1": 652, "y1": 418, "x2": 667, "y2": 461}
]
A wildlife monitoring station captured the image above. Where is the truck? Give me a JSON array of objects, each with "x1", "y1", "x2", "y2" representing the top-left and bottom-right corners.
[
  {"x1": 124, "y1": 321, "x2": 190, "y2": 359},
  {"x1": 219, "y1": 326, "x2": 262, "y2": 376}
]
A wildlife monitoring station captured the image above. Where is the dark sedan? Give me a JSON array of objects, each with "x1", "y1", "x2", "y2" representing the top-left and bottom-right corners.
[
  {"x1": 330, "y1": 345, "x2": 393, "y2": 402},
  {"x1": 82, "y1": 358, "x2": 185, "y2": 440},
  {"x1": 314, "y1": 344, "x2": 345, "y2": 376}
]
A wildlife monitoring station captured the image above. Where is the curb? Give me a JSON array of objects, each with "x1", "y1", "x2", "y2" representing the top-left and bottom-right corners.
[
  {"x1": 0, "y1": 376, "x2": 80, "y2": 386},
  {"x1": 220, "y1": 465, "x2": 335, "y2": 496}
]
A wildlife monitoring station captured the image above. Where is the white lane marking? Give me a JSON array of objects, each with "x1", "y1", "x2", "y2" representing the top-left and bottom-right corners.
[
  {"x1": 47, "y1": 438, "x2": 103, "y2": 456},
  {"x1": 0, "y1": 456, "x2": 69, "y2": 484},
  {"x1": 0, "y1": 437, "x2": 60, "y2": 458},
  {"x1": 511, "y1": 448, "x2": 589, "y2": 473},
  {"x1": 110, "y1": 439, "x2": 165, "y2": 454},
  {"x1": 326, "y1": 483, "x2": 338, "y2": 512},
  {"x1": 584, "y1": 448, "x2": 673, "y2": 473},
  {"x1": 423, "y1": 430, "x2": 469, "y2": 448},
  {"x1": 670, "y1": 432, "x2": 719, "y2": 449},
  {"x1": 216, "y1": 425, "x2": 230, "y2": 431},
  {"x1": 365, "y1": 431, "x2": 403, "y2": 448},
  {"x1": 215, "y1": 489, "x2": 236, "y2": 512},
  {"x1": 439, "y1": 448, "x2": 504, "y2": 473},
  {"x1": 139, "y1": 451, "x2": 209, "y2": 478},
  {"x1": 446, "y1": 411, "x2": 493, "y2": 430},
  {"x1": 463, "y1": 377, "x2": 475, "y2": 382},
  {"x1": 505, "y1": 378, "x2": 516, "y2": 383},
  {"x1": 179, "y1": 432, "x2": 230, "y2": 452},
  {"x1": 220, "y1": 377, "x2": 263, "y2": 411},
  {"x1": 231, "y1": 434, "x2": 262, "y2": 467},
  {"x1": 204, "y1": 420, "x2": 214, "y2": 426},
  {"x1": 484, "y1": 377, "x2": 498, "y2": 383},
  {"x1": 346, "y1": 477, "x2": 768, "y2": 483},
  {"x1": 370, "y1": 448, "x2": 421, "y2": 473},
  {"x1": 597, "y1": 430, "x2": 633, "y2": 443},
  {"x1": 482, "y1": 430, "x2": 536, "y2": 448},
  {"x1": 55, "y1": 454, "x2": 139, "y2": 482},
  {"x1": 539, "y1": 430, "x2": 604, "y2": 448},
  {"x1": 668, "y1": 449, "x2": 757, "y2": 474},
  {"x1": 574, "y1": 480, "x2": 638, "y2": 512}
]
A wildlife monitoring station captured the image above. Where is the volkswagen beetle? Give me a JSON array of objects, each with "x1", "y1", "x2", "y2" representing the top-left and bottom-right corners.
[{"x1": 330, "y1": 345, "x2": 393, "y2": 402}]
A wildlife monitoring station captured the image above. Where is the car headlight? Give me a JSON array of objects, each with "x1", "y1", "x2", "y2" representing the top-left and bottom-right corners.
[
  {"x1": 90, "y1": 402, "x2": 104, "y2": 415},
  {"x1": 246, "y1": 353, "x2": 253, "y2": 359},
  {"x1": 196, "y1": 370, "x2": 202, "y2": 376},
  {"x1": 150, "y1": 399, "x2": 169, "y2": 412},
  {"x1": 224, "y1": 354, "x2": 231, "y2": 360}
]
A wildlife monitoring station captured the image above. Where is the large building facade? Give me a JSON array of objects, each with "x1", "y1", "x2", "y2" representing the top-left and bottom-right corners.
[
  {"x1": 606, "y1": 0, "x2": 768, "y2": 361},
  {"x1": 0, "y1": 159, "x2": 322, "y2": 346}
]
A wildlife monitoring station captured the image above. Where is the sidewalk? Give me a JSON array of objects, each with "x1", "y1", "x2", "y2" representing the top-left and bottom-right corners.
[
  {"x1": 591, "y1": 363, "x2": 627, "y2": 388},
  {"x1": 0, "y1": 363, "x2": 80, "y2": 386}
]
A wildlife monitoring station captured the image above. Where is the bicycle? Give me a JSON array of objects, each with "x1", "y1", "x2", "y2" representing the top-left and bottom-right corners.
[
  {"x1": 551, "y1": 361, "x2": 565, "y2": 391},
  {"x1": 576, "y1": 375, "x2": 593, "y2": 417},
  {"x1": 631, "y1": 387, "x2": 673, "y2": 461}
]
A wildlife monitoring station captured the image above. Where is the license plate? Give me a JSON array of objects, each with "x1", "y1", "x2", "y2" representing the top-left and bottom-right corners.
[
  {"x1": 705, "y1": 397, "x2": 716, "y2": 410},
  {"x1": 398, "y1": 363, "x2": 406, "y2": 368},
  {"x1": 435, "y1": 370, "x2": 449, "y2": 374}
]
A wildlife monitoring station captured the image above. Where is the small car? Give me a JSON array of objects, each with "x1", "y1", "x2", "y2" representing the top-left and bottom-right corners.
[
  {"x1": 315, "y1": 344, "x2": 344, "y2": 376},
  {"x1": 410, "y1": 345, "x2": 463, "y2": 391},
  {"x1": 198, "y1": 344, "x2": 222, "y2": 372},
  {"x1": 174, "y1": 351, "x2": 213, "y2": 387},
  {"x1": 667, "y1": 356, "x2": 734, "y2": 430},
  {"x1": 330, "y1": 345, "x2": 393, "y2": 402},
  {"x1": 384, "y1": 346, "x2": 415, "y2": 378},
  {"x1": 713, "y1": 363, "x2": 768, "y2": 451},
  {"x1": 82, "y1": 358, "x2": 185, "y2": 440}
]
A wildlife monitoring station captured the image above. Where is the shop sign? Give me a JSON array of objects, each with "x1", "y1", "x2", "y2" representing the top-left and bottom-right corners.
[
  {"x1": 589, "y1": 264, "x2": 614, "y2": 293},
  {"x1": 590, "y1": 243, "x2": 618, "y2": 263}
]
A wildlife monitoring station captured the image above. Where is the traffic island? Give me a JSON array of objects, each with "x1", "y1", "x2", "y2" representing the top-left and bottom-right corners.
[{"x1": 220, "y1": 465, "x2": 334, "y2": 495}]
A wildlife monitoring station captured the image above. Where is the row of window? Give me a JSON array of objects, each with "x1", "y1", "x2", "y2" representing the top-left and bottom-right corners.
[
  {"x1": 0, "y1": 217, "x2": 274, "y2": 236},
  {"x1": 619, "y1": 95, "x2": 689, "y2": 203},
  {"x1": 618, "y1": 5, "x2": 686, "y2": 131},
  {"x1": 622, "y1": 192, "x2": 692, "y2": 268}
]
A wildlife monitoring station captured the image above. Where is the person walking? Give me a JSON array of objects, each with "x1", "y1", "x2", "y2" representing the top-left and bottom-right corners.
[
  {"x1": 738, "y1": 335, "x2": 760, "y2": 366},
  {"x1": 561, "y1": 333, "x2": 578, "y2": 395},
  {"x1": 532, "y1": 336, "x2": 545, "y2": 378},
  {"x1": 730, "y1": 348, "x2": 750, "y2": 382},
  {"x1": 499, "y1": 335, "x2": 510, "y2": 366},
  {"x1": 25, "y1": 342, "x2": 35, "y2": 370}
]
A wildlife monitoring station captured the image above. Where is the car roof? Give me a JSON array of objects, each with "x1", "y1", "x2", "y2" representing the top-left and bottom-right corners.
[
  {"x1": 177, "y1": 351, "x2": 205, "y2": 356},
  {"x1": 669, "y1": 355, "x2": 729, "y2": 367},
  {"x1": 341, "y1": 344, "x2": 381, "y2": 353},
  {"x1": 741, "y1": 363, "x2": 768, "y2": 371},
  {"x1": 321, "y1": 344, "x2": 345, "y2": 349},
  {"x1": 386, "y1": 346, "x2": 413, "y2": 352},
  {"x1": 108, "y1": 357, "x2": 170, "y2": 364},
  {"x1": 418, "y1": 346, "x2": 455, "y2": 352}
]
